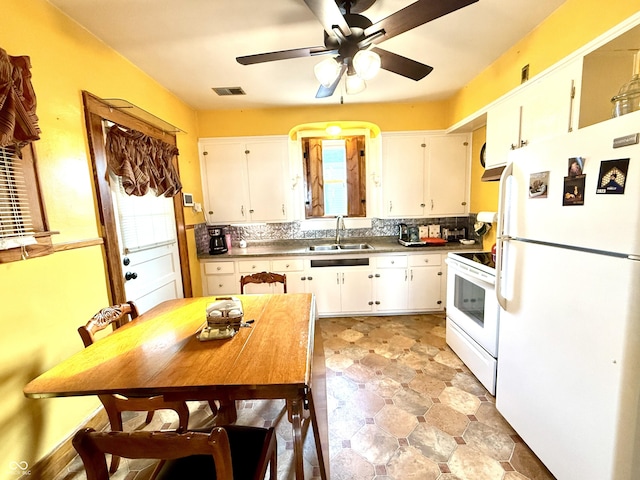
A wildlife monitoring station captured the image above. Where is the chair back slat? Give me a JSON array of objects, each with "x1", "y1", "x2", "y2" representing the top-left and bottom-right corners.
[{"x1": 240, "y1": 272, "x2": 287, "y2": 294}]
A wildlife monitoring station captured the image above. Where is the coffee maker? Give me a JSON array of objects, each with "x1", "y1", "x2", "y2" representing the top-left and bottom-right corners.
[{"x1": 208, "y1": 226, "x2": 228, "y2": 255}]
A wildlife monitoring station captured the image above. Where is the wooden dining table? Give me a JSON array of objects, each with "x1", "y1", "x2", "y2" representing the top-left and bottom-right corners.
[{"x1": 24, "y1": 293, "x2": 328, "y2": 480}]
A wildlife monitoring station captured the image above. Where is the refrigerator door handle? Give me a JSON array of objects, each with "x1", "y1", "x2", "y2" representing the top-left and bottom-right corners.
[{"x1": 495, "y1": 162, "x2": 514, "y2": 310}]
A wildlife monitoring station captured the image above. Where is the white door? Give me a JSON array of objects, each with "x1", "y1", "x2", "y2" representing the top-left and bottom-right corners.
[{"x1": 111, "y1": 175, "x2": 183, "y2": 314}]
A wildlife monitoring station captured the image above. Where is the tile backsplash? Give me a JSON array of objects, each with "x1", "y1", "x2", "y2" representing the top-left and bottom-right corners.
[{"x1": 195, "y1": 215, "x2": 482, "y2": 255}]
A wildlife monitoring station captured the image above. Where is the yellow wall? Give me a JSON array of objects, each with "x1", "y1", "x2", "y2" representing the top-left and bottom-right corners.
[
  {"x1": 197, "y1": 101, "x2": 452, "y2": 137},
  {"x1": 449, "y1": 0, "x2": 640, "y2": 124},
  {"x1": 1, "y1": 0, "x2": 637, "y2": 471},
  {"x1": 0, "y1": 0, "x2": 202, "y2": 469}
]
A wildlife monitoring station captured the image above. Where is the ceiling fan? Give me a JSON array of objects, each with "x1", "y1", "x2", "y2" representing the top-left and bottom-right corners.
[{"x1": 236, "y1": 0, "x2": 479, "y2": 98}]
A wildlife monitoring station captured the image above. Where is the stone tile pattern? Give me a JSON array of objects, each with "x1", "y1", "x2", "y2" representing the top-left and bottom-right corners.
[
  {"x1": 53, "y1": 313, "x2": 555, "y2": 480},
  {"x1": 195, "y1": 215, "x2": 479, "y2": 255}
]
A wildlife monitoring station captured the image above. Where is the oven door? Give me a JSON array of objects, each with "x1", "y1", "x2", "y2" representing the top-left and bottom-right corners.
[{"x1": 446, "y1": 261, "x2": 499, "y2": 357}]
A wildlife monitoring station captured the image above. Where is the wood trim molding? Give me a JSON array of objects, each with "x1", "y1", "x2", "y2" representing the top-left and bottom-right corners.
[
  {"x1": 82, "y1": 91, "x2": 192, "y2": 303},
  {"x1": 29, "y1": 408, "x2": 108, "y2": 480},
  {"x1": 52, "y1": 238, "x2": 104, "y2": 252}
]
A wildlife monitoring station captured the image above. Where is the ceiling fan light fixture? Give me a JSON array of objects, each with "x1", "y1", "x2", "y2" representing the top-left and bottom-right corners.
[
  {"x1": 353, "y1": 49, "x2": 381, "y2": 80},
  {"x1": 314, "y1": 57, "x2": 342, "y2": 87},
  {"x1": 345, "y1": 73, "x2": 366, "y2": 95}
]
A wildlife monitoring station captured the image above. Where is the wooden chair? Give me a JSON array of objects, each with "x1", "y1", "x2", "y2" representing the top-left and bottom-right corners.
[
  {"x1": 240, "y1": 271, "x2": 287, "y2": 294},
  {"x1": 72, "y1": 426, "x2": 277, "y2": 480},
  {"x1": 78, "y1": 301, "x2": 190, "y2": 473}
]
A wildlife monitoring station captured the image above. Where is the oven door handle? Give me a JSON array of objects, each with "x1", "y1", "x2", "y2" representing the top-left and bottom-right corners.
[{"x1": 495, "y1": 162, "x2": 513, "y2": 310}]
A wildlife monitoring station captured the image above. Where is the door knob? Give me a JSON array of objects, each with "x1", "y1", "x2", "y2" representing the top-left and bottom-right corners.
[{"x1": 125, "y1": 271, "x2": 138, "y2": 281}]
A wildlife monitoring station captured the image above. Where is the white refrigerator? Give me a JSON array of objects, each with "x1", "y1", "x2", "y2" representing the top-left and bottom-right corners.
[{"x1": 495, "y1": 110, "x2": 640, "y2": 480}]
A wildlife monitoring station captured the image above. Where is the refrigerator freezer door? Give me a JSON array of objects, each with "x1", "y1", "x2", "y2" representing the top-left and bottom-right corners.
[
  {"x1": 505, "y1": 109, "x2": 640, "y2": 256},
  {"x1": 496, "y1": 240, "x2": 640, "y2": 480}
]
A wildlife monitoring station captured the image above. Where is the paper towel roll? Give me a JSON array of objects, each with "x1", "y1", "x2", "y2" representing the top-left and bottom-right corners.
[{"x1": 477, "y1": 211, "x2": 497, "y2": 223}]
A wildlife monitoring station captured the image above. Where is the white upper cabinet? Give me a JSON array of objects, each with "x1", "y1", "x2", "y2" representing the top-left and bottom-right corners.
[
  {"x1": 485, "y1": 58, "x2": 582, "y2": 169},
  {"x1": 382, "y1": 134, "x2": 426, "y2": 217},
  {"x1": 200, "y1": 137, "x2": 289, "y2": 223},
  {"x1": 381, "y1": 132, "x2": 470, "y2": 218}
]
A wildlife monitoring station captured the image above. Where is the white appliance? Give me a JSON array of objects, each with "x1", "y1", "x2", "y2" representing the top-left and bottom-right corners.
[
  {"x1": 495, "y1": 110, "x2": 640, "y2": 480},
  {"x1": 445, "y1": 252, "x2": 499, "y2": 394}
]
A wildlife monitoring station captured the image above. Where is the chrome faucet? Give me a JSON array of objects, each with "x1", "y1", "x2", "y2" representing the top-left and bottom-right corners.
[{"x1": 335, "y1": 215, "x2": 346, "y2": 245}]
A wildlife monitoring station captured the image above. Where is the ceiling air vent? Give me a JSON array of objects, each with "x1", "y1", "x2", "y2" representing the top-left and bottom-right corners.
[{"x1": 212, "y1": 86, "x2": 246, "y2": 96}]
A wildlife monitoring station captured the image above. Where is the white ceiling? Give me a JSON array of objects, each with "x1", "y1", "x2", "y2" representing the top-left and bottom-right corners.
[{"x1": 48, "y1": 0, "x2": 567, "y2": 110}]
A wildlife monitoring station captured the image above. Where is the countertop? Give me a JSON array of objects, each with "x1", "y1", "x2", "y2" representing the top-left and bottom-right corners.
[{"x1": 198, "y1": 236, "x2": 482, "y2": 260}]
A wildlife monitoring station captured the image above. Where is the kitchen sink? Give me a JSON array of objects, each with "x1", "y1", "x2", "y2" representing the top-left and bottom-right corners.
[
  {"x1": 338, "y1": 243, "x2": 373, "y2": 250},
  {"x1": 308, "y1": 243, "x2": 373, "y2": 252},
  {"x1": 308, "y1": 244, "x2": 339, "y2": 251}
]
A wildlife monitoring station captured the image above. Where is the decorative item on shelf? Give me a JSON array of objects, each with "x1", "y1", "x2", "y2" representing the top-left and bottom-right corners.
[{"x1": 611, "y1": 50, "x2": 640, "y2": 118}]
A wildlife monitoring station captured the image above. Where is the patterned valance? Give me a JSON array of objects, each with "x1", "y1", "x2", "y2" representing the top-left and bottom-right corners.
[
  {"x1": 0, "y1": 48, "x2": 40, "y2": 148},
  {"x1": 105, "y1": 125, "x2": 182, "y2": 197}
]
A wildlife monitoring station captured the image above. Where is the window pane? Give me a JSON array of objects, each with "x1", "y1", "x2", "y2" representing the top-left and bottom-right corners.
[{"x1": 322, "y1": 140, "x2": 347, "y2": 216}]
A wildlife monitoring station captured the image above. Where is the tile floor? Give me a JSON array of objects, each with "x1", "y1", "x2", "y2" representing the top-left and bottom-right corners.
[{"x1": 53, "y1": 313, "x2": 555, "y2": 480}]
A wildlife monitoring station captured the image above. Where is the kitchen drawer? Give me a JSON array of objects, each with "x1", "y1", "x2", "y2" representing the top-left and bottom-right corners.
[
  {"x1": 205, "y1": 274, "x2": 238, "y2": 295},
  {"x1": 271, "y1": 259, "x2": 304, "y2": 272},
  {"x1": 204, "y1": 261, "x2": 235, "y2": 275},
  {"x1": 376, "y1": 255, "x2": 408, "y2": 268},
  {"x1": 408, "y1": 254, "x2": 441, "y2": 267},
  {"x1": 238, "y1": 260, "x2": 271, "y2": 273}
]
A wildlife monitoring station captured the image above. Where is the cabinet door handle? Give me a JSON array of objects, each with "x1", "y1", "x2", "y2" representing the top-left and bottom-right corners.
[
  {"x1": 307, "y1": 276, "x2": 313, "y2": 281},
  {"x1": 368, "y1": 301, "x2": 374, "y2": 305},
  {"x1": 249, "y1": 209, "x2": 254, "y2": 214},
  {"x1": 282, "y1": 204, "x2": 285, "y2": 215},
  {"x1": 375, "y1": 301, "x2": 380, "y2": 305},
  {"x1": 374, "y1": 273, "x2": 380, "y2": 278},
  {"x1": 389, "y1": 200, "x2": 393, "y2": 213},
  {"x1": 438, "y1": 271, "x2": 443, "y2": 276},
  {"x1": 336, "y1": 273, "x2": 340, "y2": 285},
  {"x1": 301, "y1": 276, "x2": 307, "y2": 281},
  {"x1": 241, "y1": 205, "x2": 245, "y2": 217},
  {"x1": 368, "y1": 274, "x2": 373, "y2": 279}
]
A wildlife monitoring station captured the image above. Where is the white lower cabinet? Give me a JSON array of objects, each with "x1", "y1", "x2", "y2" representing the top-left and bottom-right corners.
[
  {"x1": 308, "y1": 266, "x2": 373, "y2": 315},
  {"x1": 201, "y1": 251, "x2": 446, "y2": 315},
  {"x1": 406, "y1": 254, "x2": 443, "y2": 310},
  {"x1": 374, "y1": 255, "x2": 408, "y2": 313},
  {"x1": 271, "y1": 259, "x2": 305, "y2": 293},
  {"x1": 202, "y1": 261, "x2": 237, "y2": 296}
]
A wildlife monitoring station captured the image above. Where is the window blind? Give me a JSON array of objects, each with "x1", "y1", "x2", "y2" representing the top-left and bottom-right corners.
[
  {"x1": 0, "y1": 146, "x2": 36, "y2": 251},
  {"x1": 112, "y1": 174, "x2": 177, "y2": 254}
]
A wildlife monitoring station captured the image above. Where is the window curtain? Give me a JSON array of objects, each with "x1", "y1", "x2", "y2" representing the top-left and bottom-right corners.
[
  {"x1": 105, "y1": 125, "x2": 182, "y2": 197},
  {"x1": 0, "y1": 48, "x2": 40, "y2": 148},
  {"x1": 0, "y1": 48, "x2": 40, "y2": 252}
]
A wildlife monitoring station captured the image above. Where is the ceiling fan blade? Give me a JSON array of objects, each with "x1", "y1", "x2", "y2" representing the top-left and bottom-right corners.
[
  {"x1": 316, "y1": 64, "x2": 347, "y2": 98},
  {"x1": 303, "y1": 0, "x2": 352, "y2": 38},
  {"x1": 364, "y1": 0, "x2": 478, "y2": 44},
  {"x1": 236, "y1": 46, "x2": 335, "y2": 65},
  {"x1": 373, "y1": 47, "x2": 433, "y2": 81}
]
